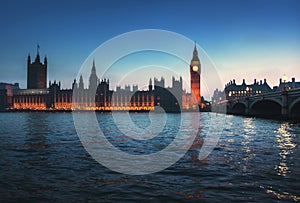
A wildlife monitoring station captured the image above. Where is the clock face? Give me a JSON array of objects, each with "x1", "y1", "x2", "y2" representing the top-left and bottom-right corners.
[{"x1": 192, "y1": 65, "x2": 198, "y2": 72}]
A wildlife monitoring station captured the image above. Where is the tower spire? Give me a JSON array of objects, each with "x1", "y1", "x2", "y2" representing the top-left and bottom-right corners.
[
  {"x1": 37, "y1": 43, "x2": 40, "y2": 55},
  {"x1": 89, "y1": 60, "x2": 98, "y2": 90},
  {"x1": 192, "y1": 41, "x2": 199, "y2": 61},
  {"x1": 35, "y1": 43, "x2": 41, "y2": 63},
  {"x1": 79, "y1": 75, "x2": 84, "y2": 89},
  {"x1": 92, "y1": 59, "x2": 96, "y2": 73}
]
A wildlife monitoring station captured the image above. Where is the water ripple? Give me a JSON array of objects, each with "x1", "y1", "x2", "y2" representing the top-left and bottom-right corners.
[{"x1": 0, "y1": 113, "x2": 299, "y2": 202}]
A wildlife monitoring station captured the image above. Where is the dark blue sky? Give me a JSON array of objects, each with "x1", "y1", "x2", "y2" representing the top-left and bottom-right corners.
[{"x1": 0, "y1": 0, "x2": 299, "y2": 94}]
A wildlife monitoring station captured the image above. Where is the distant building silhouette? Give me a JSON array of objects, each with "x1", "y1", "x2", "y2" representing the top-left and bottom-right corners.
[
  {"x1": 27, "y1": 45, "x2": 47, "y2": 89},
  {"x1": 212, "y1": 78, "x2": 273, "y2": 103},
  {"x1": 152, "y1": 76, "x2": 182, "y2": 112},
  {"x1": 1, "y1": 46, "x2": 208, "y2": 112},
  {"x1": 0, "y1": 83, "x2": 19, "y2": 111},
  {"x1": 274, "y1": 77, "x2": 300, "y2": 91}
]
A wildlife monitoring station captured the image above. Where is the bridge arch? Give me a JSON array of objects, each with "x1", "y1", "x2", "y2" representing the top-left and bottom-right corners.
[
  {"x1": 289, "y1": 98, "x2": 300, "y2": 119},
  {"x1": 249, "y1": 99, "x2": 282, "y2": 118},
  {"x1": 231, "y1": 102, "x2": 246, "y2": 115}
]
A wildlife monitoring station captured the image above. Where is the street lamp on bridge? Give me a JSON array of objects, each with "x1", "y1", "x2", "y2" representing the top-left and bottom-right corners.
[{"x1": 282, "y1": 74, "x2": 288, "y2": 91}]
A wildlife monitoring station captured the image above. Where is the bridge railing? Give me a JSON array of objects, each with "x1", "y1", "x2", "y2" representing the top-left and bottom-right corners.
[{"x1": 228, "y1": 89, "x2": 300, "y2": 102}]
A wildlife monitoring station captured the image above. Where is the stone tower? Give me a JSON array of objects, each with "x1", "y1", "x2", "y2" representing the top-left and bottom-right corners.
[
  {"x1": 190, "y1": 43, "x2": 201, "y2": 105},
  {"x1": 27, "y1": 45, "x2": 47, "y2": 89}
]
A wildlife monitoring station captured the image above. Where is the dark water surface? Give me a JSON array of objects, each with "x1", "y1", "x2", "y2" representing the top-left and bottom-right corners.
[{"x1": 0, "y1": 112, "x2": 299, "y2": 202}]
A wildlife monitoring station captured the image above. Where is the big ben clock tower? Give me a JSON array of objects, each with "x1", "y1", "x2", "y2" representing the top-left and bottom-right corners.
[{"x1": 190, "y1": 43, "x2": 201, "y2": 106}]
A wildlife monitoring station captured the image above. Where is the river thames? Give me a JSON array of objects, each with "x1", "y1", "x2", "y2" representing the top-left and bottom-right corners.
[{"x1": 0, "y1": 112, "x2": 299, "y2": 202}]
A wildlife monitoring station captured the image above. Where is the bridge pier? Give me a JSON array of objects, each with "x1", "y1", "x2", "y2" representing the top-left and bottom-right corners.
[
  {"x1": 281, "y1": 91, "x2": 289, "y2": 119},
  {"x1": 245, "y1": 97, "x2": 250, "y2": 115}
]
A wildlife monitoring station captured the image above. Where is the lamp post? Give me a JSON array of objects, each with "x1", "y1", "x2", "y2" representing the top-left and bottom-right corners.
[
  {"x1": 246, "y1": 86, "x2": 249, "y2": 96},
  {"x1": 282, "y1": 74, "x2": 288, "y2": 91},
  {"x1": 281, "y1": 74, "x2": 289, "y2": 119}
]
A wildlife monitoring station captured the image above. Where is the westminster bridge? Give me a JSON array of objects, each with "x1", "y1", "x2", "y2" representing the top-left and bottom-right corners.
[{"x1": 213, "y1": 88, "x2": 300, "y2": 119}]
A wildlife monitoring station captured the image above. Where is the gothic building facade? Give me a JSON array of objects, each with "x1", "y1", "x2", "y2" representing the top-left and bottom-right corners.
[
  {"x1": 27, "y1": 47, "x2": 47, "y2": 89},
  {"x1": 211, "y1": 78, "x2": 273, "y2": 104},
  {"x1": 2, "y1": 46, "x2": 205, "y2": 112}
]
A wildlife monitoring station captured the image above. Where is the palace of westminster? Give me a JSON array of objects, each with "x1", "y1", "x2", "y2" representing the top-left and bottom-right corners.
[{"x1": 0, "y1": 45, "x2": 209, "y2": 112}]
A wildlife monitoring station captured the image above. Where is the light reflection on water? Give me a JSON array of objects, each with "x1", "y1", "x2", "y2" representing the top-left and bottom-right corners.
[
  {"x1": 0, "y1": 112, "x2": 299, "y2": 202},
  {"x1": 275, "y1": 122, "x2": 297, "y2": 177},
  {"x1": 241, "y1": 118, "x2": 255, "y2": 171}
]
